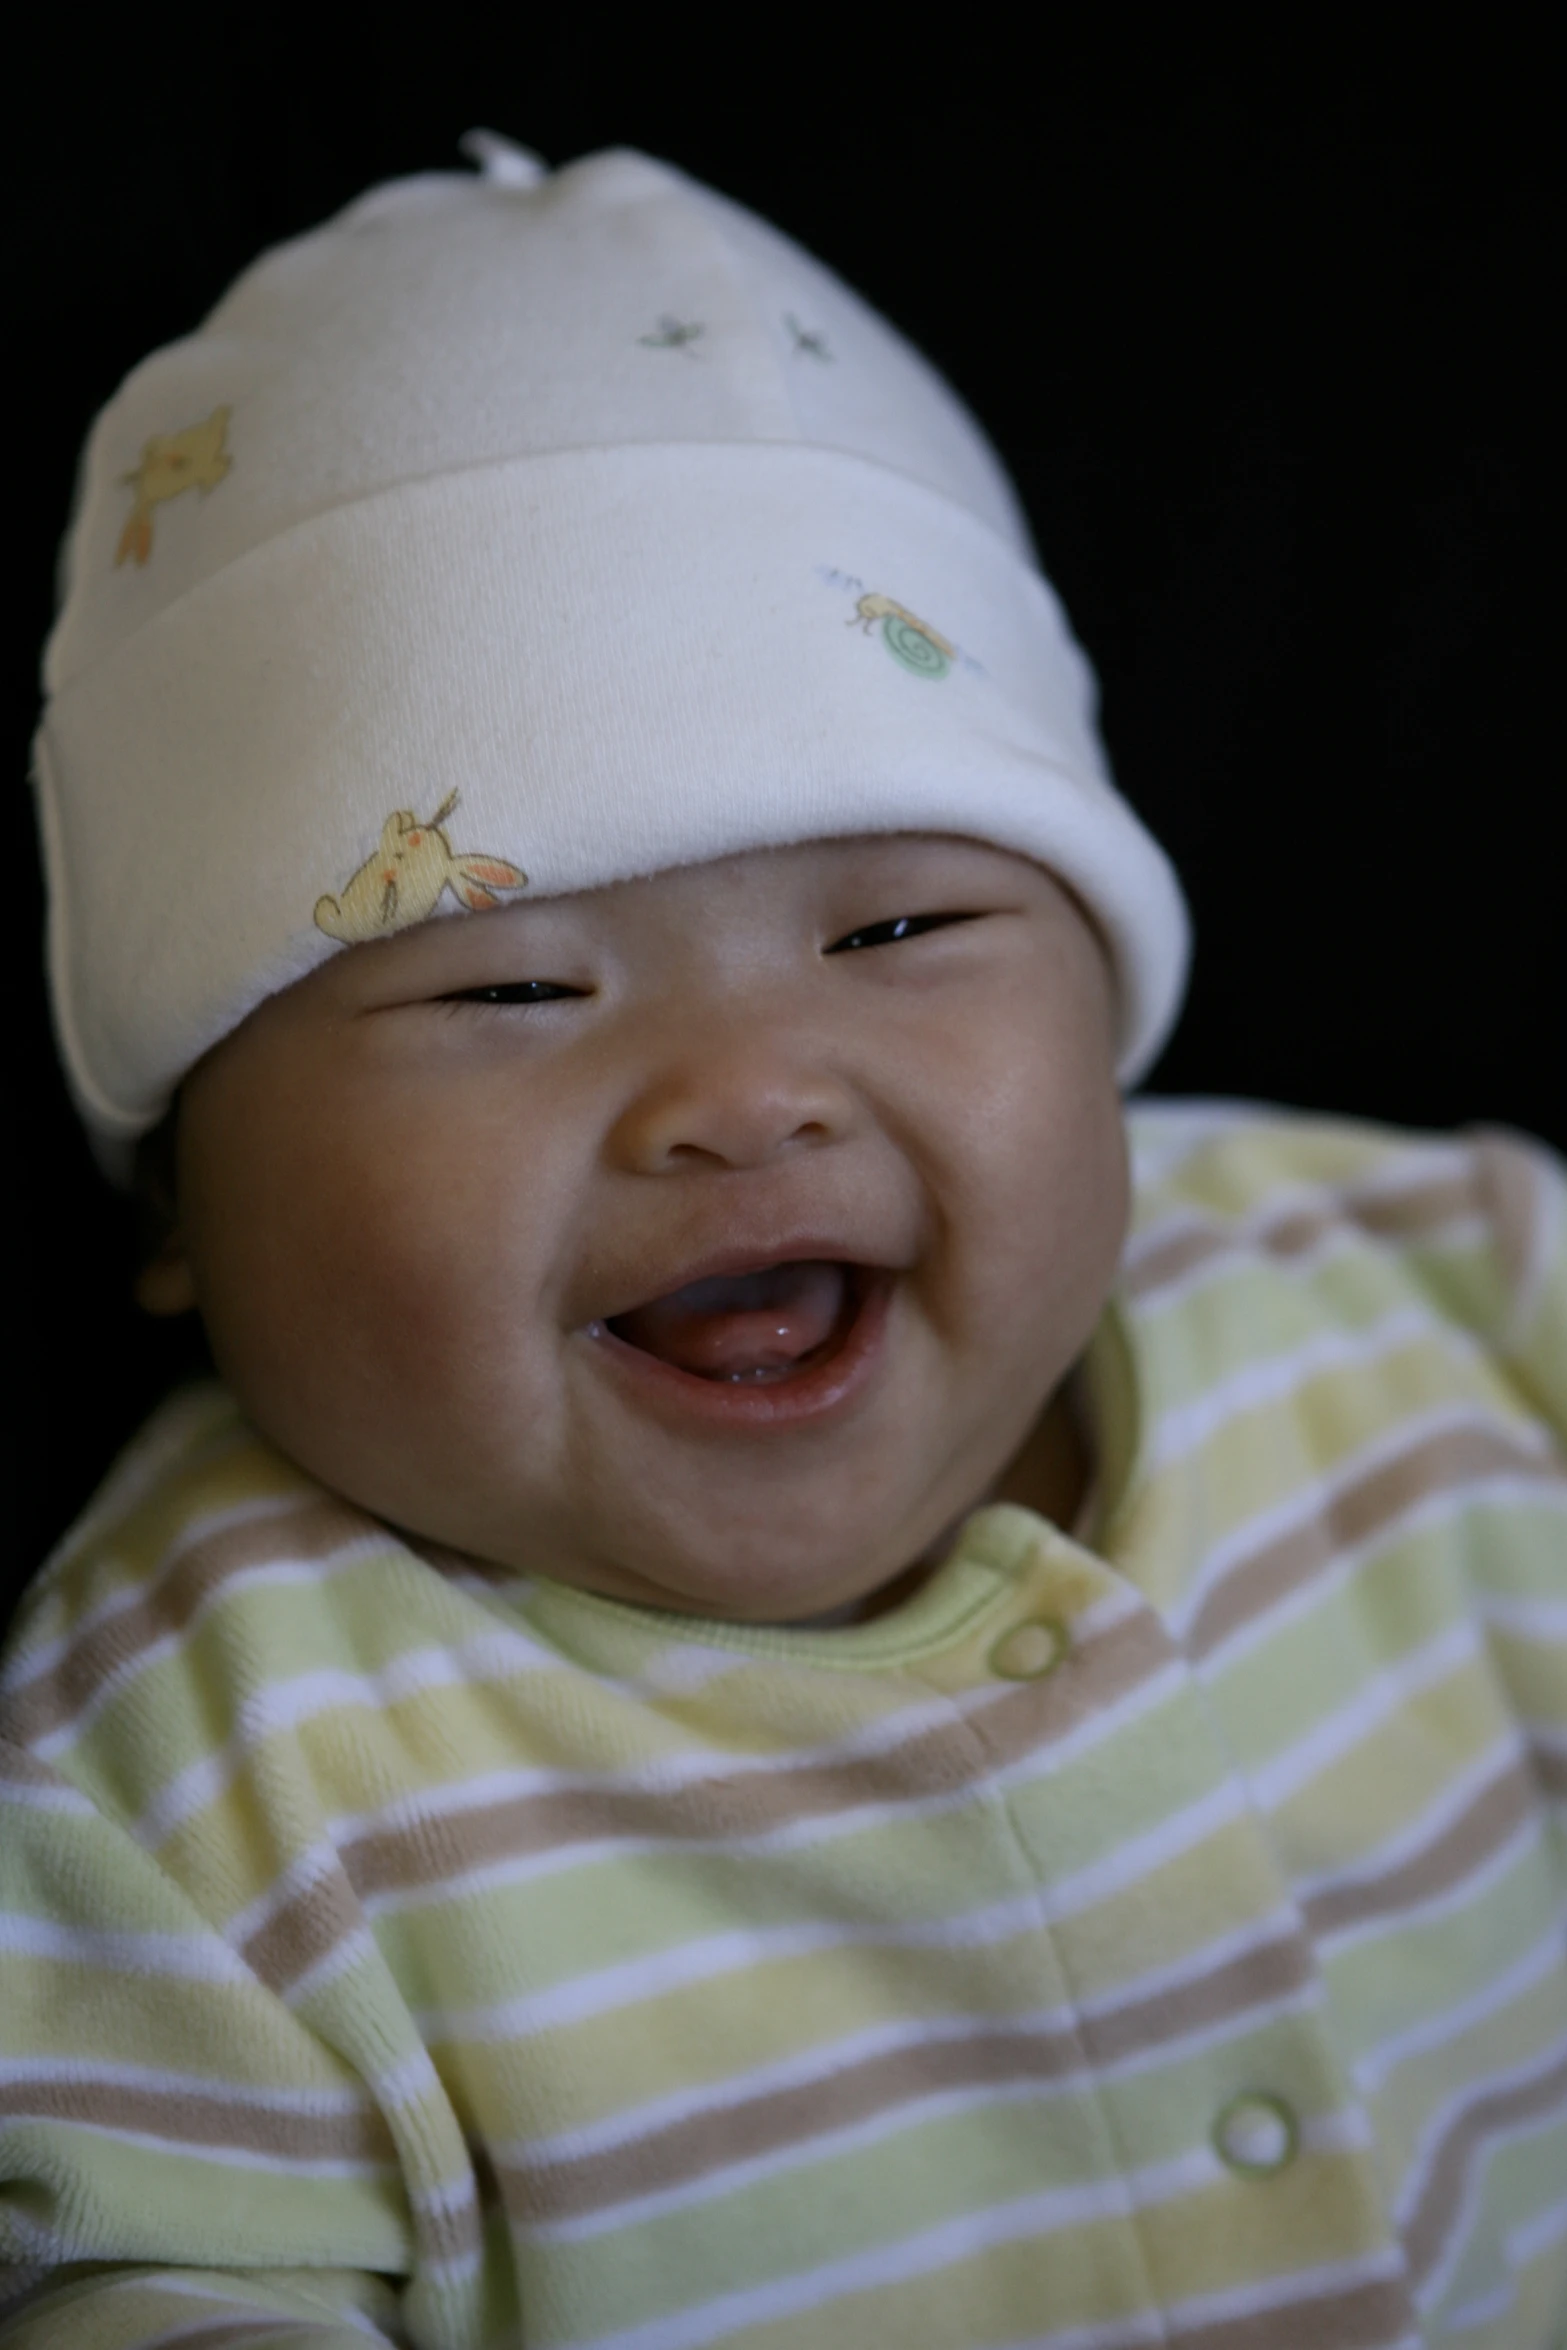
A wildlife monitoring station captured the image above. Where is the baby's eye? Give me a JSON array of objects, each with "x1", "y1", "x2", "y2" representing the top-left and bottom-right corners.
[
  {"x1": 825, "y1": 912, "x2": 979, "y2": 954},
  {"x1": 444, "y1": 980, "x2": 584, "y2": 1006}
]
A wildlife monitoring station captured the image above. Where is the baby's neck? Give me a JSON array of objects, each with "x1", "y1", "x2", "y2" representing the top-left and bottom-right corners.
[{"x1": 778, "y1": 1373, "x2": 1093, "y2": 1630}]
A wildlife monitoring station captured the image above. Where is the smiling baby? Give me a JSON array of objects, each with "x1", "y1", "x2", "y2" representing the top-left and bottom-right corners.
[{"x1": 3, "y1": 140, "x2": 1565, "y2": 2350}]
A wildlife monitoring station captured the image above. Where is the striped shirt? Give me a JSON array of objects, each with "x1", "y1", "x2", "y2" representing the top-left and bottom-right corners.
[{"x1": 3, "y1": 1102, "x2": 1565, "y2": 2350}]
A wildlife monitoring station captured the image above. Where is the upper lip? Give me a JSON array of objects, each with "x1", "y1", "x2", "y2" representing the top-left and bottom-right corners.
[{"x1": 581, "y1": 1230, "x2": 911, "y2": 1329}]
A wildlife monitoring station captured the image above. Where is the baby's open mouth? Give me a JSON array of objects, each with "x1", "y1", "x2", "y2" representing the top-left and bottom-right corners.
[{"x1": 605, "y1": 1260, "x2": 861, "y2": 1383}]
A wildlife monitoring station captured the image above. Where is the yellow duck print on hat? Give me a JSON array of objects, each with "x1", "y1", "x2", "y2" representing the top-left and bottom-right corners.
[
  {"x1": 314, "y1": 791, "x2": 528, "y2": 944},
  {"x1": 116, "y1": 406, "x2": 233, "y2": 567}
]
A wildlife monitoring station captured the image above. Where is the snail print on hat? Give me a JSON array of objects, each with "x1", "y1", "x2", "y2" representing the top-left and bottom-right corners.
[{"x1": 35, "y1": 134, "x2": 1190, "y2": 1172}]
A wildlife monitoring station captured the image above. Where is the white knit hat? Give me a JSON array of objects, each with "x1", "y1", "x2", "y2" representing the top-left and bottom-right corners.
[{"x1": 35, "y1": 135, "x2": 1189, "y2": 1170}]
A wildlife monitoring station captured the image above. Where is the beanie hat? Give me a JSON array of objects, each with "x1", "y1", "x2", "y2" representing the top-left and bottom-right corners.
[{"x1": 35, "y1": 135, "x2": 1189, "y2": 1171}]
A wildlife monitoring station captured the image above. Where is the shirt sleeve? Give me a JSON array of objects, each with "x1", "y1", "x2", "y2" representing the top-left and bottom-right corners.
[
  {"x1": 0, "y1": 1736, "x2": 409, "y2": 2349},
  {"x1": 1472, "y1": 1125, "x2": 1567, "y2": 1442},
  {"x1": 1468, "y1": 1127, "x2": 1567, "y2": 1815},
  {"x1": 0, "y1": 2264, "x2": 404, "y2": 2348}
]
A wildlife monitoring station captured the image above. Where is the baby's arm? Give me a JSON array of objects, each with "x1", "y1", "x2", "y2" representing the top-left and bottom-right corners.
[
  {"x1": 1468, "y1": 1128, "x2": 1567, "y2": 1815},
  {"x1": 1, "y1": 2264, "x2": 403, "y2": 2348},
  {"x1": 0, "y1": 1737, "x2": 408, "y2": 2348}
]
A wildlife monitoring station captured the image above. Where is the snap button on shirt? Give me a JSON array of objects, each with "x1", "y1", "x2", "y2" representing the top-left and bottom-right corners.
[
  {"x1": 987, "y1": 1618, "x2": 1068, "y2": 1681},
  {"x1": 1212, "y1": 2092, "x2": 1299, "y2": 2176}
]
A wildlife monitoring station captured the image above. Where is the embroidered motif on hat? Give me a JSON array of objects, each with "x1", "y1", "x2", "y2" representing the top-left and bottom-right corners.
[
  {"x1": 849, "y1": 592, "x2": 954, "y2": 680},
  {"x1": 784, "y1": 314, "x2": 832, "y2": 361},
  {"x1": 313, "y1": 792, "x2": 528, "y2": 945},
  {"x1": 638, "y1": 316, "x2": 704, "y2": 354},
  {"x1": 115, "y1": 406, "x2": 232, "y2": 569}
]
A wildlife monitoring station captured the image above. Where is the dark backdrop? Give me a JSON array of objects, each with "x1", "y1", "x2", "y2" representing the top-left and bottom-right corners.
[{"x1": 8, "y1": 21, "x2": 1555, "y2": 1607}]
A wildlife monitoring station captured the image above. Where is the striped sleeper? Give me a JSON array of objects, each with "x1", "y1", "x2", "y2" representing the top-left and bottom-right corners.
[{"x1": 2, "y1": 1103, "x2": 1565, "y2": 2348}]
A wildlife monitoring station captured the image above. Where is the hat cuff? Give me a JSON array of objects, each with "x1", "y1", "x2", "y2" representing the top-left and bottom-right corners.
[{"x1": 38, "y1": 441, "x2": 1188, "y2": 1151}]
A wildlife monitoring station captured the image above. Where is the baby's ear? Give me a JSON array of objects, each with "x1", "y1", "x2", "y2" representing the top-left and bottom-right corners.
[
  {"x1": 135, "y1": 1231, "x2": 199, "y2": 1317},
  {"x1": 133, "y1": 1109, "x2": 197, "y2": 1316}
]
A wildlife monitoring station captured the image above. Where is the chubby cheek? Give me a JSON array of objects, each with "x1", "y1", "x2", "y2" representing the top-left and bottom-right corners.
[
  {"x1": 182, "y1": 1073, "x2": 566, "y2": 1494},
  {"x1": 911, "y1": 995, "x2": 1128, "y2": 1385}
]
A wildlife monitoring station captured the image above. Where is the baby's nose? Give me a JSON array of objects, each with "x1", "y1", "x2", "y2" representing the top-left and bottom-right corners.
[{"x1": 607, "y1": 1040, "x2": 857, "y2": 1175}]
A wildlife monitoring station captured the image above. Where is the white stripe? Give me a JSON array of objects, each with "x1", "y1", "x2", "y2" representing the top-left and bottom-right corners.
[
  {"x1": 1477, "y1": 1590, "x2": 1567, "y2": 1642},
  {"x1": 1397, "y1": 2030, "x2": 1567, "y2": 2272},
  {"x1": 555, "y1": 2123, "x2": 1369, "y2": 2350},
  {"x1": 1358, "y1": 1912, "x2": 1567, "y2": 2096},
  {"x1": 1495, "y1": 1137, "x2": 1564, "y2": 1355},
  {"x1": 328, "y1": 1578, "x2": 1140, "y2": 1856},
  {"x1": 329, "y1": 1679, "x2": 989, "y2": 1849},
  {"x1": 225, "y1": 1837, "x2": 346, "y2": 1951},
  {"x1": 371, "y1": 2044, "x2": 450, "y2": 2114},
  {"x1": 356, "y1": 1621, "x2": 1178, "y2": 1921},
  {"x1": 90, "y1": 2317, "x2": 281, "y2": 2349},
  {"x1": 1195, "y1": 1472, "x2": 1567, "y2": 1677},
  {"x1": 32, "y1": 1539, "x2": 409, "y2": 1766},
  {"x1": 418, "y1": 1776, "x2": 1251, "y2": 2047},
  {"x1": 557, "y1": 2149, "x2": 1214, "y2": 2350},
  {"x1": 1411, "y1": 2088, "x2": 1567, "y2": 2315},
  {"x1": 1030, "y1": 1774, "x2": 1252, "y2": 1925},
  {"x1": 990, "y1": 2245, "x2": 1417, "y2": 2350},
  {"x1": 1168, "y1": 1401, "x2": 1557, "y2": 1648},
  {"x1": 37, "y1": 2119, "x2": 391, "y2": 2178},
  {"x1": 1247, "y1": 1615, "x2": 1484, "y2": 1811},
  {"x1": 281, "y1": 1923, "x2": 382, "y2": 2008},
  {"x1": 515, "y1": 1902, "x2": 1311, "y2": 2170},
  {"x1": 1295, "y1": 1735, "x2": 1528, "y2": 1915},
  {"x1": 532, "y1": 1973, "x2": 1341, "y2": 2247},
  {"x1": 1508, "y1": 2183, "x2": 1567, "y2": 2271},
  {"x1": 115, "y1": 2269, "x2": 407, "y2": 2341},
  {"x1": 0, "y1": 1774, "x2": 95, "y2": 1816},
  {"x1": 0, "y1": 1912, "x2": 252, "y2": 1984},
  {"x1": 1125, "y1": 1136, "x2": 1476, "y2": 1288},
  {"x1": 1144, "y1": 1306, "x2": 1443, "y2": 1472},
  {"x1": 1310, "y1": 1751, "x2": 1544, "y2": 1956},
  {"x1": 513, "y1": 2007, "x2": 1077, "y2": 2168},
  {"x1": 9, "y1": 1483, "x2": 323, "y2": 1693},
  {"x1": 418, "y1": 1891, "x2": 1051, "y2": 2044},
  {"x1": 531, "y1": 2071, "x2": 1103, "y2": 2245},
  {"x1": 1158, "y1": 2242, "x2": 1415, "y2": 2349},
  {"x1": 131, "y1": 1624, "x2": 575, "y2": 1846},
  {"x1": 1124, "y1": 1096, "x2": 1269, "y2": 1188},
  {"x1": 0, "y1": 2056, "x2": 368, "y2": 2113}
]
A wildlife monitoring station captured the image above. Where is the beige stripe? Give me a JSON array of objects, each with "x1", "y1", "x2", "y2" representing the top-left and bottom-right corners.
[
  {"x1": 1123, "y1": 1222, "x2": 1229, "y2": 1300},
  {"x1": 1301, "y1": 1756, "x2": 1536, "y2": 1940},
  {"x1": 1170, "y1": 2272, "x2": 1417, "y2": 2350},
  {"x1": 125, "y1": 2324, "x2": 300, "y2": 2350},
  {"x1": 234, "y1": 1614, "x2": 1165, "y2": 2002},
  {"x1": 239, "y1": 1864, "x2": 368, "y2": 1996},
  {"x1": 1188, "y1": 1421, "x2": 1566, "y2": 1660},
  {"x1": 0, "y1": 2076, "x2": 393, "y2": 2163},
  {"x1": 504, "y1": 1928, "x2": 1311, "y2": 2226},
  {"x1": 337, "y1": 1608, "x2": 1173, "y2": 1905},
  {"x1": 503, "y1": 2020, "x2": 1091, "y2": 2224},
  {"x1": 409, "y1": 2182, "x2": 484, "y2": 2269},
  {"x1": 1080, "y1": 1928, "x2": 1313, "y2": 2067},
  {"x1": 1403, "y1": 2040, "x2": 1567, "y2": 2287},
  {"x1": 1124, "y1": 1164, "x2": 1483, "y2": 1304},
  {"x1": 1471, "y1": 1131, "x2": 1552, "y2": 1338},
  {"x1": 0, "y1": 1739, "x2": 73, "y2": 1793},
  {"x1": 4, "y1": 1498, "x2": 376, "y2": 1747}
]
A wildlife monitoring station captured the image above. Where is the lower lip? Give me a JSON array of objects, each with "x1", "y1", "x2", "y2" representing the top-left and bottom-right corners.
[{"x1": 581, "y1": 1271, "x2": 894, "y2": 1430}]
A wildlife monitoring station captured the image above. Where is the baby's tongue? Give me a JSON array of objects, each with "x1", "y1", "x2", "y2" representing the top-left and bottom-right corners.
[{"x1": 611, "y1": 1261, "x2": 848, "y2": 1381}]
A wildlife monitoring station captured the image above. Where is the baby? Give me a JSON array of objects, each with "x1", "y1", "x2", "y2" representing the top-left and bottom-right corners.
[{"x1": 3, "y1": 139, "x2": 1564, "y2": 2350}]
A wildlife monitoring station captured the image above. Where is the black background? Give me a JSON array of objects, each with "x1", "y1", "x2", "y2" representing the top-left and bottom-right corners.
[{"x1": 7, "y1": 20, "x2": 1555, "y2": 1609}]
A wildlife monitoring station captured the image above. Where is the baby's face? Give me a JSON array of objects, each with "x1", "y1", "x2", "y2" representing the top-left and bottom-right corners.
[{"x1": 160, "y1": 835, "x2": 1128, "y2": 1621}]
